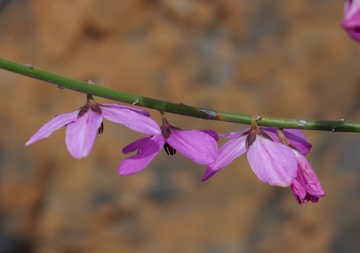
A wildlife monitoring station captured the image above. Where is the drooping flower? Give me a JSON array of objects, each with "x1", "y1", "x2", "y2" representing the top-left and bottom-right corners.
[
  {"x1": 118, "y1": 112, "x2": 219, "y2": 176},
  {"x1": 26, "y1": 95, "x2": 159, "y2": 159},
  {"x1": 202, "y1": 117, "x2": 309, "y2": 187},
  {"x1": 290, "y1": 149, "x2": 325, "y2": 204},
  {"x1": 274, "y1": 128, "x2": 325, "y2": 204},
  {"x1": 341, "y1": 0, "x2": 360, "y2": 42}
]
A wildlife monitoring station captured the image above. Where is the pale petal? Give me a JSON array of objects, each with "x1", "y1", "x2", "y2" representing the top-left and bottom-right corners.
[
  {"x1": 119, "y1": 135, "x2": 164, "y2": 176},
  {"x1": 220, "y1": 127, "x2": 250, "y2": 139},
  {"x1": 25, "y1": 110, "x2": 79, "y2": 146},
  {"x1": 343, "y1": 0, "x2": 360, "y2": 20},
  {"x1": 65, "y1": 111, "x2": 102, "y2": 159},
  {"x1": 262, "y1": 127, "x2": 312, "y2": 155},
  {"x1": 247, "y1": 136, "x2": 297, "y2": 187},
  {"x1": 202, "y1": 136, "x2": 247, "y2": 181},
  {"x1": 101, "y1": 106, "x2": 160, "y2": 135},
  {"x1": 102, "y1": 104, "x2": 150, "y2": 116},
  {"x1": 167, "y1": 129, "x2": 218, "y2": 165}
]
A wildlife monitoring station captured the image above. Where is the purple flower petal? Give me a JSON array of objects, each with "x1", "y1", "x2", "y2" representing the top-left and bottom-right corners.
[
  {"x1": 220, "y1": 127, "x2": 250, "y2": 139},
  {"x1": 65, "y1": 111, "x2": 102, "y2": 159},
  {"x1": 342, "y1": 0, "x2": 360, "y2": 42},
  {"x1": 123, "y1": 136, "x2": 154, "y2": 154},
  {"x1": 201, "y1": 130, "x2": 219, "y2": 141},
  {"x1": 202, "y1": 135, "x2": 247, "y2": 181},
  {"x1": 119, "y1": 135, "x2": 164, "y2": 176},
  {"x1": 291, "y1": 169, "x2": 307, "y2": 203},
  {"x1": 343, "y1": 0, "x2": 360, "y2": 24},
  {"x1": 102, "y1": 104, "x2": 150, "y2": 116},
  {"x1": 25, "y1": 110, "x2": 79, "y2": 146},
  {"x1": 247, "y1": 136, "x2": 297, "y2": 187},
  {"x1": 167, "y1": 129, "x2": 218, "y2": 165},
  {"x1": 262, "y1": 127, "x2": 312, "y2": 155},
  {"x1": 344, "y1": 0, "x2": 360, "y2": 17},
  {"x1": 101, "y1": 106, "x2": 160, "y2": 135},
  {"x1": 291, "y1": 151, "x2": 325, "y2": 204}
]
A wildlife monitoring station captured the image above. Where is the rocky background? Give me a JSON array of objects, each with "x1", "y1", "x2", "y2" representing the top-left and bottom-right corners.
[{"x1": 1, "y1": 0, "x2": 360, "y2": 252}]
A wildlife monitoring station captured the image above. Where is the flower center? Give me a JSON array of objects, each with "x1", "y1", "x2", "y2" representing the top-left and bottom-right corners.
[
  {"x1": 77, "y1": 101, "x2": 104, "y2": 135},
  {"x1": 160, "y1": 113, "x2": 177, "y2": 155},
  {"x1": 77, "y1": 102, "x2": 102, "y2": 118},
  {"x1": 161, "y1": 125, "x2": 171, "y2": 139},
  {"x1": 245, "y1": 115, "x2": 274, "y2": 149},
  {"x1": 161, "y1": 123, "x2": 177, "y2": 155}
]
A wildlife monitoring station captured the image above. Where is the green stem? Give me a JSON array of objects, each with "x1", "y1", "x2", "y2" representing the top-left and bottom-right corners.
[{"x1": 0, "y1": 57, "x2": 359, "y2": 132}]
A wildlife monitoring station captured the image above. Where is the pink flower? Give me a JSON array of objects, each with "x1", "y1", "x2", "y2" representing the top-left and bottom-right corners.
[
  {"x1": 290, "y1": 150, "x2": 325, "y2": 204},
  {"x1": 26, "y1": 100, "x2": 159, "y2": 159},
  {"x1": 202, "y1": 127, "x2": 311, "y2": 187},
  {"x1": 119, "y1": 114, "x2": 219, "y2": 176},
  {"x1": 342, "y1": 0, "x2": 360, "y2": 42}
]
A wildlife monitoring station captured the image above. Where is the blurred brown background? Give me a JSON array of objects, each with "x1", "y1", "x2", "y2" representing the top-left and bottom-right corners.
[{"x1": 1, "y1": 0, "x2": 360, "y2": 252}]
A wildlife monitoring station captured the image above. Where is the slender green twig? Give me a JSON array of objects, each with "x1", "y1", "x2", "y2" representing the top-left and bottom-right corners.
[{"x1": 0, "y1": 57, "x2": 358, "y2": 132}]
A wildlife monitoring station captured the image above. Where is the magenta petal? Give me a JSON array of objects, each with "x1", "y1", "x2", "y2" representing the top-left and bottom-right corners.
[
  {"x1": 102, "y1": 104, "x2": 150, "y2": 116},
  {"x1": 304, "y1": 194, "x2": 320, "y2": 203},
  {"x1": 220, "y1": 127, "x2": 250, "y2": 139},
  {"x1": 345, "y1": 28, "x2": 360, "y2": 42},
  {"x1": 123, "y1": 136, "x2": 153, "y2": 154},
  {"x1": 25, "y1": 110, "x2": 79, "y2": 146},
  {"x1": 262, "y1": 127, "x2": 312, "y2": 155},
  {"x1": 65, "y1": 111, "x2": 102, "y2": 159},
  {"x1": 291, "y1": 151, "x2": 325, "y2": 204},
  {"x1": 291, "y1": 170, "x2": 307, "y2": 203},
  {"x1": 167, "y1": 129, "x2": 218, "y2": 165},
  {"x1": 119, "y1": 135, "x2": 164, "y2": 176},
  {"x1": 342, "y1": 0, "x2": 360, "y2": 42},
  {"x1": 295, "y1": 152, "x2": 325, "y2": 197},
  {"x1": 202, "y1": 136, "x2": 247, "y2": 181},
  {"x1": 283, "y1": 129, "x2": 312, "y2": 155},
  {"x1": 201, "y1": 130, "x2": 219, "y2": 141},
  {"x1": 247, "y1": 136, "x2": 297, "y2": 187},
  {"x1": 101, "y1": 106, "x2": 160, "y2": 135}
]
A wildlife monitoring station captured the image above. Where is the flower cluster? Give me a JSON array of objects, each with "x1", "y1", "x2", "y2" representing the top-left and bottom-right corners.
[
  {"x1": 342, "y1": 0, "x2": 360, "y2": 42},
  {"x1": 26, "y1": 96, "x2": 325, "y2": 204}
]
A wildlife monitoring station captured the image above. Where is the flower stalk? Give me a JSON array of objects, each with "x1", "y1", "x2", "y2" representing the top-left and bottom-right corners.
[{"x1": 1, "y1": 57, "x2": 360, "y2": 132}]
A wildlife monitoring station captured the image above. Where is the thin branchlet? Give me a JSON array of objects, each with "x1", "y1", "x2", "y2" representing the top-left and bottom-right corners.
[{"x1": 1, "y1": 57, "x2": 360, "y2": 132}]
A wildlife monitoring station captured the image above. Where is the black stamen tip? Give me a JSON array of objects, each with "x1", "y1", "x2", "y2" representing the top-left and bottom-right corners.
[
  {"x1": 164, "y1": 142, "x2": 176, "y2": 156},
  {"x1": 98, "y1": 122, "x2": 104, "y2": 134}
]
